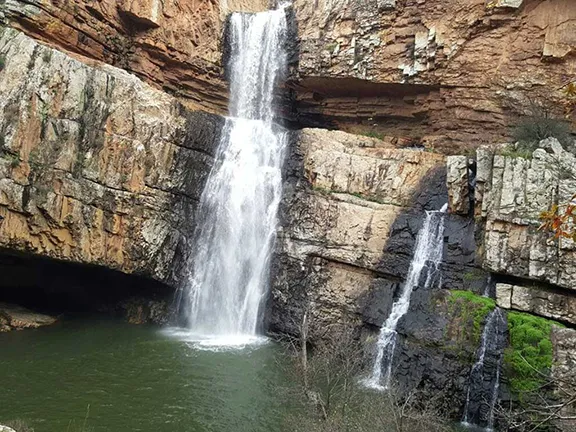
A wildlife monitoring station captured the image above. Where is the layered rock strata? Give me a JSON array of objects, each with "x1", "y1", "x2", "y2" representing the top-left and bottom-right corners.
[
  {"x1": 0, "y1": 28, "x2": 222, "y2": 286},
  {"x1": 475, "y1": 139, "x2": 576, "y2": 290},
  {"x1": 291, "y1": 0, "x2": 576, "y2": 153},
  {"x1": 269, "y1": 128, "x2": 482, "y2": 417}
]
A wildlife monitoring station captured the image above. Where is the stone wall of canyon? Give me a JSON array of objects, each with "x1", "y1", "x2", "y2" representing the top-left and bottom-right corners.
[
  {"x1": 291, "y1": 0, "x2": 576, "y2": 153},
  {"x1": 0, "y1": 28, "x2": 222, "y2": 286},
  {"x1": 0, "y1": 0, "x2": 575, "y2": 428}
]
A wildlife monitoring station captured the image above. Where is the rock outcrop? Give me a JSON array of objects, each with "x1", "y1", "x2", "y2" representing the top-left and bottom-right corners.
[
  {"x1": 496, "y1": 283, "x2": 576, "y2": 326},
  {"x1": 269, "y1": 127, "x2": 484, "y2": 417},
  {"x1": 2, "y1": 0, "x2": 226, "y2": 112},
  {"x1": 0, "y1": 28, "x2": 222, "y2": 286},
  {"x1": 476, "y1": 139, "x2": 576, "y2": 291},
  {"x1": 2, "y1": 0, "x2": 271, "y2": 113},
  {"x1": 552, "y1": 327, "x2": 576, "y2": 432},
  {"x1": 270, "y1": 128, "x2": 447, "y2": 336},
  {"x1": 0, "y1": 302, "x2": 56, "y2": 332},
  {"x1": 291, "y1": 0, "x2": 576, "y2": 153}
]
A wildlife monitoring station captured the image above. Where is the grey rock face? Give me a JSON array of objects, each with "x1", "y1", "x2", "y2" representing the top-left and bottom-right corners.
[
  {"x1": 476, "y1": 139, "x2": 576, "y2": 291},
  {"x1": 447, "y1": 155, "x2": 470, "y2": 215},
  {"x1": 269, "y1": 128, "x2": 485, "y2": 416},
  {"x1": 0, "y1": 29, "x2": 221, "y2": 287},
  {"x1": 552, "y1": 327, "x2": 576, "y2": 432},
  {"x1": 269, "y1": 128, "x2": 449, "y2": 339},
  {"x1": 496, "y1": 283, "x2": 576, "y2": 326}
]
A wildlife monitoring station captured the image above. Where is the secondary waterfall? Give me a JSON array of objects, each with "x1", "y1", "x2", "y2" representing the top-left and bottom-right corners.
[
  {"x1": 462, "y1": 307, "x2": 507, "y2": 430},
  {"x1": 180, "y1": 6, "x2": 288, "y2": 346},
  {"x1": 364, "y1": 206, "x2": 447, "y2": 390}
]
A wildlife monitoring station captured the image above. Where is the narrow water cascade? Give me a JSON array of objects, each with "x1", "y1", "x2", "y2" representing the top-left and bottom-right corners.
[
  {"x1": 178, "y1": 6, "x2": 289, "y2": 346},
  {"x1": 364, "y1": 206, "x2": 447, "y2": 390},
  {"x1": 462, "y1": 307, "x2": 508, "y2": 430}
]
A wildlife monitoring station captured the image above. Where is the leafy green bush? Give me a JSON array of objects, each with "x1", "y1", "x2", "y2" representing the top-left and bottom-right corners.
[{"x1": 504, "y1": 311, "x2": 564, "y2": 394}]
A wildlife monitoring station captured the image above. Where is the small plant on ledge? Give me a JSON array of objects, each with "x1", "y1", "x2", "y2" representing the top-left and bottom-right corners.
[{"x1": 509, "y1": 102, "x2": 573, "y2": 159}]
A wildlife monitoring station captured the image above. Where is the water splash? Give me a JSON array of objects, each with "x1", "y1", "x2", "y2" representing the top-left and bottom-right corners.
[
  {"x1": 461, "y1": 307, "x2": 507, "y2": 430},
  {"x1": 364, "y1": 206, "x2": 447, "y2": 390},
  {"x1": 177, "y1": 6, "x2": 289, "y2": 347}
]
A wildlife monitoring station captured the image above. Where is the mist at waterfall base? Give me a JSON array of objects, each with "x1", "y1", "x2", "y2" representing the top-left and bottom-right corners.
[
  {"x1": 170, "y1": 7, "x2": 289, "y2": 348},
  {"x1": 363, "y1": 207, "x2": 447, "y2": 390}
]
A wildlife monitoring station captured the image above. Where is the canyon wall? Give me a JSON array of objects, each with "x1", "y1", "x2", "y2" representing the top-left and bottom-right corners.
[
  {"x1": 0, "y1": 28, "x2": 222, "y2": 286},
  {"x1": 0, "y1": 0, "x2": 575, "y2": 427},
  {"x1": 291, "y1": 0, "x2": 576, "y2": 154}
]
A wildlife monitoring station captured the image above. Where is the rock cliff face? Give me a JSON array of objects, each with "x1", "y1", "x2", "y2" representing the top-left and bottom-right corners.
[
  {"x1": 270, "y1": 132, "x2": 576, "y2": 426},
  {"x1": 2, "y1": 0, "x2": 226, "y2": 112},
  {"x1": 0, "y1": 28, "x2": 222, "y2": 286},
  {"x1": 2, "y1": 0, "x2": 268, "y2": 113},
  {"x1": 291, "y1": 0, "x2": 576, "y2": 153},
  {"x1": 0, "y1": 0, "x2": 575, "y2": 429},
  {"x1": 476, "y1": 139, "x2": 576, "y2": 291},
  {"x1": 269, "y1": 127, "x2": 485, "y2": 416}
]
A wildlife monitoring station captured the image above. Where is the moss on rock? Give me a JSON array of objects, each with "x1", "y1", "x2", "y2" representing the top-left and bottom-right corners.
[
  {"x1": 504, "y1": 311, "x2": 564, "y2": 394},
  {"x1": 448, "y1": 290, "x2": 496, "y2": 345}
]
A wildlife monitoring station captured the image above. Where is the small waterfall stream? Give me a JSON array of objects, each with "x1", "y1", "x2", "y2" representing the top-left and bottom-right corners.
[
  {"x1": 462, "y1": 307, "x2": 508, "y2": 430},
  {"x1": 364, "y1": 206, "x2": 447, "y2": 390},
  {"x1": 179, "y1": 6, "x2": 289, "y2": 347}
]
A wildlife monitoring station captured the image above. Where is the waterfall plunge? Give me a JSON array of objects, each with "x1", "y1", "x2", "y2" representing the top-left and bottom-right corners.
[
  {"x1": 179, "y1": 7, "x2": 289, "y2": 347},
  {"x1": 364, "y1": 206, "x2": 447, "y2": 390}
]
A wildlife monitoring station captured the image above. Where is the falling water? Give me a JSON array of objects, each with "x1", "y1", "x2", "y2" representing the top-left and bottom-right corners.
[
  {"x1": 462, "y1": 307, "x2": 507, "y2": 430},
  {"x1": 364, "y1": 205, "x2": 447, "y2": 390},
  {"x1": 179, "y1": 6, "x2": 289, "y2": 347}
]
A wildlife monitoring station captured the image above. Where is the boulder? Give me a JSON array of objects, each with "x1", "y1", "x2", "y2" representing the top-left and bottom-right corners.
[{"x1": 0, "y1": 303, "x2": 56, "y2": 332}]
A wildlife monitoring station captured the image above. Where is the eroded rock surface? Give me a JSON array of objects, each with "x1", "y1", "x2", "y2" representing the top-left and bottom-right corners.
[
  {"x1": 269, "y1": 128, "x2": 483, "y2": 416},
  {"x1": 292, "y1": 0, "x2": 576, "y2": 153},
  {"x1": 1, "y1": 0, "x2": 233, "y2": 112},
  {"x1": 496, "y1": 283, "x2": 576, "y2": 326},
  {"x1": 0, "y1": 29, "x2": 222, "y2": 285},
  {"x1": 476, "y1": 139, "x2": 576, "y2": 291},
  {"x1": 552, "y1": 327, "x2": 576, "y2": 432}
]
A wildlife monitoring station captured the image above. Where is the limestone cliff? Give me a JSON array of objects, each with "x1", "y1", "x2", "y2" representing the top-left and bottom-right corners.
[
  {"x1": 291, "y1": 0, "x2": 576, "y2": 154},
  {"x1": 1, "y1": 0, "x2": 267, "y2": 113},
  {"x1": 0, "y1": 28, "x2": 222, "y2": 285}
]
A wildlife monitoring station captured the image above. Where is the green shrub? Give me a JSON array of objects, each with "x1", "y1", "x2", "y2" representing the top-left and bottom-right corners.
[
  {"x1": 361, "y1": 130, "x2": 384, "y2": 140},
  {"x1": 504, "y1": 311, "x2": 564, "y2": 394},
  {"x1": 498, "y1": 144, "x2": 534, "y2": 160}
]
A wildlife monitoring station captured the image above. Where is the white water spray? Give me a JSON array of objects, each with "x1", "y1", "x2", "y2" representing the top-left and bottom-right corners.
[
  {"x1": 178, "y1": 6, "x2": 289, "y2": 348},
  {"x1": 364, "y1": 206, "x2": 447, "y2": 390}
]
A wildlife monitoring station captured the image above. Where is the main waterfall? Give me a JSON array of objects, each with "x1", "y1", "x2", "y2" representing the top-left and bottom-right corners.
[
  {"x1": 180, "y1": 7, "x2": 288, "y2": 346},
  {"x1": 364, "y1": 207, "x2": 447, "y2": 389}
]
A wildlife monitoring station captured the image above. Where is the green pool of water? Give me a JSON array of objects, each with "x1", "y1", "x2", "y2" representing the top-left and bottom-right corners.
[{"x1": 0, "y1": 319, "x2": 297, "y2": 432}]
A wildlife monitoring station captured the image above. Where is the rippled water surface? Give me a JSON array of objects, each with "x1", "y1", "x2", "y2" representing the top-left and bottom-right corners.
[{"x1": 0, "y1": 319, "x2": 297, "y2": 432}]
